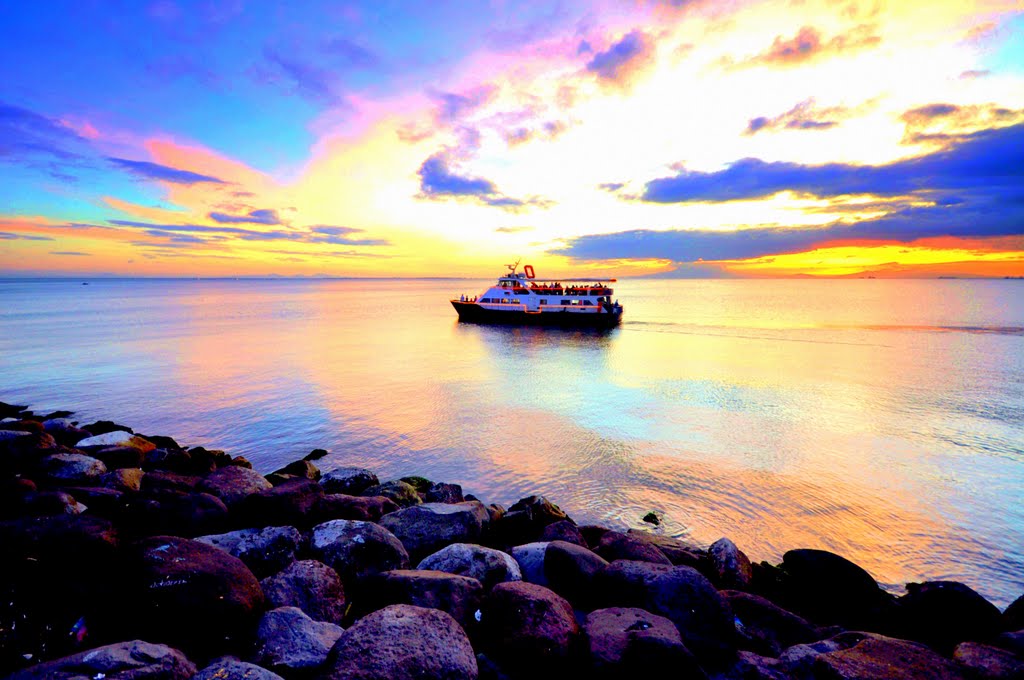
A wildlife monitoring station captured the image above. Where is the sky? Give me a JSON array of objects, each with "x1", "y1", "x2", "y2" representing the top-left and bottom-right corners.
[{"x1": 1, "y1": 0, "x2": 1022, "y2": 278}]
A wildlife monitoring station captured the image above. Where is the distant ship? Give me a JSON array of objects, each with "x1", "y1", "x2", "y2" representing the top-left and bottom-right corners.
[{"x1": 451, "y1": 261, "x2": 623, "y2": 328}]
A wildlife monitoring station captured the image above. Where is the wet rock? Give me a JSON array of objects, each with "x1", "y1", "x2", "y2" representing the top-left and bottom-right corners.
[
  {"x1": 186, "y1": 447, "x2": 233, "y2": 474},
  {"x1": 322, "y1": 604, "x2": 478, "y2": 680},
  {"x1": 418, "y1": 543, "x2": 522, "y2": 590},
  {"x1": 81, "y1": 420, "x2": 134, "y2": 436},
  {"x1": 41, "y1": 418, "x2": 90, "y2": 446},
  {"x1": 253, "y1": 606, "x2": 343, "y2": 675},
  {"x1": 584, "y1": 607, "x2": 704, "y2": 678},
  {"x1": 400, "y1": 475, "x2": 434, "y2": 493},
  {"x1": 93, "y1": 445, "x2": 146, "y2": 470},
  {"x1": 261, "y1": 559, "x2": 345, "y2": 625},
  {"x1": 801, "y1": 631, "x2": 966, "y2": 679},
  {"x1": 195, "y1": 656, "x2": 284, "y2": 680},
  {"x1": 596, "y1": 560, "x2": 735, "y2": 662},
  {"x1": 198, "y1": 465, "x2": 273, "y2": 508},
  {"x1": 595, "y1": 530, "x2": 673, "y2": 565},
  {"x1": 14, "y1": 489, "x2": 86, "y2": 516},
  {"x1": 76, "y1": 430, "x2": 155, "y2": 453},
  {"x1": 38, "y1": 452, "x2": 107, "y2": 483},
  {"x1": 0, "y1": 401, "x2": 28, "y2": 419},
  {"x1": 709, "y1": 537, "x2": 753, "y2": 590},
  {"x1": 123, "y1": 490, "x2": 230, "y2": 537},
  {"x1": 511, "y1": 542, "x2": 550, "y2": 587},
  {"x1": 0, "y1": 419, "x2": 44, "y2": 434},
  {"x1": 544, "y1": 540, "x2": 609, "y2": 608},
  {"x1": 142, "y1": 447, "x2": 191, "y2": 472},
  {"x1": 425, "y1": 482, "x2": 464, "y2": 504},
  {"x1": 953, "y1": 641, "x2": 1024, "y2": 679},
  {"x1": 311, "y1": 519, "x2": 409, "y2": 585},
  {"x1": 239, "y1": 478, "x2": 325, "y2": 528},
  {"x1": 60, "y1": 486, "x2": 124, "y2": 515},
  {"x1": 304, "y1": 448, "x2": 329, "y2": 461},
  {"x1": 642, "y1": 511, "x2": 661, "y2": 525},
  {"x1": 7, "y1": 639, "x2": 197, "y2": 680},
  {"x1": 539, "y1": 519, "x2": 586, "y2": 546},
  {"x1": 141, "y1": 470, "x2": 201, "y2": 493},
  {"x1": 780, "y1": 548, "x2": 896, "y2": 630},
  {"x1": 273, "y1": 458, "x2": 321, "y2": 479},
  {"x1": 626, "y1": 529, "x2": 705, "y2": 569},
  {"x1": 380, "y1": 501, "x2": 488, "y2": 561},
  {"x1": 196, "y1": 525, "x2": 303, "y2": 578},
  {"x1": 363, "y1": 480, "x2": 422, "y2": 507},
  {"x1": 125, "y1": 535, "x2": 264, "y2": 656},
  {"x1": 490, "y1": 495, "x2": 569, "y2": 546},
  {"x1": 900, "y1": 581, "x2": 1004, "y2": 653},
  {"x1": 1004, "y1": 594, "x2": 1024, "y2": 631},
  {"x1": 316, "y1": 493, "x2": 398, "y2": 522},
  {"x1": 138, "y1": 433, "x2": 183, "y2": 451},
  {"x1": 723, "y1": 589, "x2": 818, "y2": 657},
  {"x1": 321, "y1": 466, "x2": 378, "y2": 495},
  {"x1": 97, "y1": 467, "x2": 144, "y2": 492},
  {"x1": 365, "y1": 569, "x2": 484, "y2": 630},
  {"x1": 481, "y1": 581, "x2": 579, "y2": 671}
]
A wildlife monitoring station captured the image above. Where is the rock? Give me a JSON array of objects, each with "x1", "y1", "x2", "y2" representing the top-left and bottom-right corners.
[
  {"x1": 380, "y1": 501, "x2": 488, "y2": 561},
  {"x1": 1005, "y1": 594, "x2": 1024, "y2": 631},
  {"x1": 122, "y1": 490, "x2": 230, "y2": 537},
  {"x1": 198, "y1": 465, "x2": 273, "y2": 508},
  {"x1": 642, "y1": 511, "x2": 661, "y2": 525},
  {"x1": 780, "y1": 548, "x2": 896, "y2": 630},
  {"x1": 93, "y1": 445, "x2": 146, "y2": 470},
  {"x1": 418, "y1": 544, "x2": 522, "y2": 590},
  {"x1": 900, "y1": 581, "x2": 1004, "y2": 653},
  {"x1": 196, "y1": 526, "x2": 304, "y2": 578},
  {"x1": 0, "y1": 419, "x2": 43, "y2": 434},
  {"x1": 709, "y1": 537, "x2": 753, "y2": 590},
  {"x1": 400, "y1": 475, "x2": 434, "y2": 493},
  {"x1": 584, "y1": 607, "x2": 704, "y2": 678},
  {"x1": 316, "y1": 493, "x2": 399, "y2": 522},
  {"x1": 365, "y1": 569, "x2": 484, "y2": 630},
  {"x1": 81, "y1": 420, "x2": 134, "y2": 436},
  {"x1": 723, "y1": 590, "x2": 818, "y2": 657},
  {"x1": 311, "y1": 519, "x2": 409, "y2": 584},
  {"x1": 596, "y1": 560, "x2": 735, "y2": 662},
  {"x1": 141, "y1": 470, "x2": 201, "y2": 493},
  {"x1": 228, "y1": 455, "x2": 253, "y2": 469},
  {"x1": 38, "y1": 452, "x2": 107, "y2": 483},
  {"x1": 363, "y1": 480, "x2": 422, "y2": 507},
  {"x1": 76, "y1": 430, "x2": 155, "y2": 452},
  {"x1": 544, "y1": 540, "x2": 609, "y2": 608},
  {"x1": 61, "y1": 486, "x2": 124, "y2": 515},
  {"x1": 7, "y1": 639, "x2": 197, "y2": 680},
  {"x1": 41, "y1": 418, "x2": 90, "y2": 445},
  {"x1": 481, "y1": 581, "x2": 579, "y2": 671},
  {"x1": 261, "y1": 559, "x2": 346, "y2": 625},
  {"x1": 321, "y1": 466, "x2": 379, "y2": 495},
  {"x1": 490, "y1": 495, "x2": 569, "y2": 546},
  {"x1": 143, "y1": 447, "x2": 192, "y2": 473},
  {"x1": 322, "y1": 604, "x2": 478, "y2": 680},
  {"x1": 97, "y1": 467, "x2": 144, "y2": 492},
  {"x1": 595, "y1": 530, "x2": 673, "y2": 565},
  {"x1": 195, "y1": 657, "x2": 285, "y2": 680},
  {"x1": 15, "y1": 489, "x2": 87, "y2": 516},
  {"x1": 272, "y1": 459, "x2": 320, "y2": 480},
  {"x1": 626, "y1": 529, "x2": 705, "y2": 568},
  {"x1": 0, "y1": 401, "x2": 28, "y2": 419},
  {"x1": 125, "y1": 536, "x2": 264, "y2": 655},
  {"x1": 953, "y1": 641, "x2": 1024, "y2": 679},
  {"x1": 511, "y1": 542, "x2": 551, "y2": 587},
  {"x1": 800, "y1": 631, "x2": 967, "y2": 679},
  {"x1": 253, "y1": 606, "x2": 343, "y2": 675},
  {"x1": 995, "y1": 630, "x2": 1024, "y2": 657},
  {"x1": 304, "y1": 448, "x2": 329, "y2": 461},
  {"x1": 538, "y1": 519, "x2": 586, "y2": 546},
  {"x1": 239, "y1": 478, "x2": 325, "y2": 528},
  {"x1": 425, "y1": 482, "x2": 464, "y2": 504},
  {"x1": 186, "y1": 447, "x2": 232, "y2": 475},
  {"x1": 138, "y1": 433, "x2": 183, "y2": 451}
]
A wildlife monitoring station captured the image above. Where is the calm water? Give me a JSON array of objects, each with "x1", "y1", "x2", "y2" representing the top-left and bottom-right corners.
[{"x1": 2, "y1": 278, "x2": 1022, "y2": 607}]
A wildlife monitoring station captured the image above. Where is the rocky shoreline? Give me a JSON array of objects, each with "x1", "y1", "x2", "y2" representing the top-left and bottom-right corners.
[{"x1": 1, "y1": 400, "x2": 1022, "y2": 679}]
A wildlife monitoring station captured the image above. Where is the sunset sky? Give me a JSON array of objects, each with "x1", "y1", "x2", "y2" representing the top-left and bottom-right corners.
[{"x1": 1, "y1": 1, "x2": 1022, "y2": 278}]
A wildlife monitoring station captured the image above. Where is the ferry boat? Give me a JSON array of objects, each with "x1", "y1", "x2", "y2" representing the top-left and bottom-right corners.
[{"x1": 451, "y1": 261, "x2": 623, "y2": 328}]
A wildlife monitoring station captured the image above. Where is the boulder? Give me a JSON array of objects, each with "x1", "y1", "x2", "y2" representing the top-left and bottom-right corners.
[
  {"x1": 584, "y1": 607, "x2": 704, "y2": 678},
  {"x1": 490, "y1": 495, "x2": 569, "y2": 546},
  {"x1": 97, "y1": 467, "x2": 144, "y2": 492},
  {"x1": 900, "y1": 581, "x2": 1003, "y2": 652},
  {"x1": 1005, "y1": 594, "x2": 1024, "y2": 631},
  {"x1": 195, "y1": 657, "x2": 284, "y2": 680},
  {"x1": 365, "y1": 569, "x2": 484, "y2": 630},
  {"x1": 709, "y1": 537, "x2": 752, "y2": 590},
  {"x1": 544, "y1": 540, "x2": 609, "y2": 608},
  {"x1": 595, "y1": 530, "x2": 672, "y2": 565},
  {"x1": 185, "y1": 447, "x2": 232, "y2": 475},
  {"x1": 143, "y1": 447, "x2": 192, "y2": 473},
  {"x1": 195, "y1": 525, "x2": 304, "y2": 578},
  {"x1": 723, "y1": 589, "x2": 819, "y2": 657},
  {"x1": 322, "y1": 604, "x2": 477, "y2": 679},
  {"x1": 995, "y1": 630, "x2": 1024, "y2": 657},
  {"x1": 311, "y1": 519, "x2": 409, "y2": 584},
  {"x1": 539, "y1": 519, "x2": 586, "y2": 546},
  {"x1": 197, "y1": 466, "x2": 273, "y2": 508},
  {"x1": 0, "y1": 419, "x2": 43, "y2": 434},
  {"x1": 596, "y1": 560, "x2": 735, "y2": 662},
  {"x1": 272, "y1": 459, "x2": 320, "y2": 480},
  {"x1": 362, "y1": 480, "x2": 422, "y2": 507},
  {"x1": 253, "y1": 606, "x2": 343, "y2": 675},
  {"x1": 316, "y1": 493, "x2": 398, "y2": 522},
  {"x1": 801, "y1": 631, "x2": 967, "y2": 679},
  {"x1": 626, "y1": 529, "x2": 705, "y2": 568},
  {"x1": 238, "y1": 478, "x2": 325, "y2": 527},
  {"x1": 93, "y1": 445, "x2": 145, "y2": 470},
  {"x1": 138, "y1": 433, "x2": 183, "y2": 451},
  {"x1": 140, "y1": 470, "x2": 201, "y2": 493},
  {"x1": 76, "y1": 430, "x2": 155, "y2": 452},
  {"x1": 7, "y1": 640, "x2": 196, "y2": 680},
  {"x1": 304, "y1": 448, "x2": 329, "y2": 461},
  {"x1": 511, "y1": 542, "x2": 550, "y2": 587},
  {"x1": 953, "y1": 641, "x2": 1024, "y2": 679},
  {"x1": 60, "y1": 486, "x2": 125, "y2": 515},
  {"x1": 81, "y1": 420, "x2": 134, "y2": 436},
  {"x1": 38, "y1": 452, "x2": 107, "y2": 483},
  {"x1": 780, "y1": 548, "x2": 896, "y2": 630},
  {"x1": 425, "y1": 482, "x2": 464, "y2": 504},
  {"x1": 125, "y1": 535, "x2": 264, "y2": 655},
  {"x1": 41, "y1": 418, "x2": 90, "y2": 446},
  {"x1": 321, "y1": 466, "x2": 379, "y2": 495},
  {"x1": 380, "y1": 501, "x2": 488, "y2": 561},
  {"x1": 418, "y1": 543, "x2": 521, "y2": 590},
  {"x1": 122, "y1": 490, "x2": 230, "y2": 537},
  {"x1": 481, "y1": 581, "x2": 579, "y2": 671},
  {"x1": 261, "y1": 559, "x2": 346, "y2": 625}
]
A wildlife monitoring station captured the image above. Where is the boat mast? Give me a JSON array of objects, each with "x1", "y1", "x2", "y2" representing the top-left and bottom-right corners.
[{"x1": 504, "y1": 258, "x2": 521, "y2": 277}]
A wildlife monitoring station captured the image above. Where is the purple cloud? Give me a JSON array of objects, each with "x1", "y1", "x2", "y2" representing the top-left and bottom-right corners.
[
  {"x1": 108, "y1": 157, "x2": 227, "y2": 184},
  {"x1": 586, "y1": 30, "x2": 652, "y2": 82}
]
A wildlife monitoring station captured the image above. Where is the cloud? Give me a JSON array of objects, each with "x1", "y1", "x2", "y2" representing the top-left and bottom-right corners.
[
  {"x1": 208, "y1": 208, "x2": 282, "y2": 224},
  {"x1": 899, "y1": 102, "x2": 1024, "y2": 144},
  {"x1": 323, "y1": 37, "x2": 379, "y2": 69},
  {"x1": 495, "y1": 226, "x2": 533, "y2": 233},
  {"x1": 260, "y1": 48, "x2": 338, "y2": 104},
  {"x1": 0, "y1": 101, "x2": 96, "y2": 178},
  {"x1": 960, "y1": 70, "x2": 990, "y2": 79},
  {"x1": 743, "y1": 24, "x2": 880, "y2": 67},
  {"x1": 50, "y1": 251, "x2": 90, "y2": 256},
  {"x1": 108, "y1": 157, "x2": 227, "y2": 184},
  {"x1": 598, "y1": 182, "x2": 625, "y2": 192},
  {"x1": 744, "y1": 98, "x2": 852, "y2": 135},
  {"x1": 307, "y1": 225, "x2": 390, "y2": 246},
  {"x1": 417, "y1": 152, "x2": 549, "y2": 212},
  {"x1": 431, "y1": 85, "x2": 498, "y2": 124},
  {"x1": 0, "y1": 231, "x2": 54, "y2": 241},
  {"x1": 586, "y1": 30, "x2": 653, "y2": 83},
  {"x1": 105, "y1": 218, "x2": 389, "y2": 246}
]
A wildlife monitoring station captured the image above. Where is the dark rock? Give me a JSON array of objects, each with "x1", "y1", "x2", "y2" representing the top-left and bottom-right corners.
[
  {"x1": 802, "y1": 631, "x2": 967, "y2": 679},
  {"x1": 142, "y1": 447, "x2": 191, "y2": 472},
  {"x1": 709, "y1": 537, "x2": 753, "y2": 590},
  {"x1": 596, "y1": 560, "x2": 735, "y2": 662},
  {"x1": 584, "y1": 607, "x2": 705, "y2": 678},
  {"x1": 185, "y1": 447, "x2": 231, "y2": 475},
  {"x1": 0, "y1": 401, "x2": 28, "y2": 419},
  {"x1": 363, "y1": 480, "x2": 422, "y2": 507},
  {"x1": 0, "y1": 419, "x2": 44, "y2": 434},
  {"x1": 122, "y1": 490, "x2": 230, "y2": 537},
  {"x1": 322, "y1": 604, "x2": 478, "y2": 680},
  {"x1": 311, "y1": 519, "x2": 409, "y2": 585},
  {"x1": 272, "y1": 459, "x2": 320, "y2": 480},
  {"x1": 380, "y1": 501, "x2": 489, "y2": 561},
  {"x1": 595, "y1": 530, "x2": 672, "y2": 565},
  {"x1": 261, "y1": 560, "x2": 346, "y2": 625},
  {"x1": 320, "y1": 466, "x2": 378, "y2": 496},
  {"x1": 195, "y1": 656, "x2": 285, "y2": 680},
  {"x1": 92, "y1": 445, "x2": 146, "y2": 470},
  {"x1": 125, "y1": 536, "x2": 264, "y2": 656},
  {"x1": 81, "y1": 420, "x2": 134, "y2": 436},
  {"x1": 511, "y1": 542, "x2": 550, "y2": 587},
  {"x1": 41, "y1": 418, "x2": 90, "y2": 446},
  {"x1": 425, "y1": 482, "x2": 464, "y2": 504},
  {"x1": 365, "y1": 569, "x2": 484, "y2": 630},
  {"x1": 316, "y1": 493, "x2": 398, "y2": 522},
  {"x1": 138, "y1": 433, "x2": 183, "y2": 451},
  {"x1": 723, "y1": 589, "x2": 818, "y2": 657},
  {"x1": 1004, "y1": 594, "x2": 1024, "y2": 632},
  {"x1": 544, "y1": 540, "x2": 609, "y2": 608},
  {"x1": 900, "y1": 581, "x2": 1003, "y2": 652},
  {"x1": 642, "y1": 511, "x2": 661, "y2": 525},
  {"x1": 253, "y1": 606, "x2": 343, "y2": 675},
  {"x1": 481, "y1": 581, "x2": 579, "y2": 672},
  {"x1": 995, "y1": 630, "x2": 1024, "y2": 657},
  {"x1": 198, "y1": 465, "x2": 273, "y2": 508},
  {"x1": 228, "y1": 456, "x2": 253, "y2": 469},
  {"x1": 304, "y1": 448, "x2": 329, "y2": 461},
  {"x1": 196, "y1": 526, "x2": 304, "y2": 578},
  {"x1": 400, "y1": 475, "x2": 434, "y2": 493},
  {"x1": 141, "y1": 470, "x2": 201, "y2": 494},
  {"x1": 97, "y1": 467, "x2": 144, "y2": 492},
  {"x1": 38, "y1": 452, "x2": 107, "y2": 483},
  {"x1": 12, "y1": 489, "x2": 85, "y2": 516},
  {"x1": 239, "y1": 478, "x2": 325, "y2": 528},
  {"x1": 539, "y1": 519, "x2": 586, "y2": 546},
  {"x1": 953, "y1": 641, "x2": 1024, "y2": 679},
  {"x1": 490, "y1": 495, "x2": 569, "y2": 546},
  {"x1": 60, "y1": 486, "x2": 125, "y2": 515},
  {"x1": 418, "y1": 543, "x2": 522, "y2": 590},
  {"x1": 7, "y1": 640, "x2": 196, "y2": 680},
  {"x1": 626, "y1": 529, "x2": 705, "y2": 568}
]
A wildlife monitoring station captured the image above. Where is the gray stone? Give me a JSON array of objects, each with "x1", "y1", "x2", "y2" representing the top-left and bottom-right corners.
[
  {"x1": 198, "y1": 465, "x2": 273, "y2": 507},
  {"x1": 7, "y1": 639, "x2": 196, "y2": 680},
  {"x1": 363, "y1": 480, "x2": 422, "y2": 507},
  {"x1": 253, "y1": 606, "x2": 343, "y2": 675},
  {"x1": 196, "y1": 657, "x2": 284, "y2": 680},
  {"x1": 39, "y1": 452, "x2": 107, "y2": 482},
  {"x1": 585, "y1": 607, "x2": 704, "y2": 678},
  {"x1": 418, "y1": 543, "x2": 521, "y2": 589},
  {"x1": 320, "y1": 466, "x2": 379, "y2": 495},
  {"x1": 366, "y1": 569, "x2": 484, "y2": 630},
  {"x1": 425, "y1": 482, "x2": 464, "y2": 504},
  {"x1": 709, "y1": 537, "x2": 752, "y2": 589},
  {"x1": 196, "y1": 525, "x2": 303, "y2": 578},
  {"x1": 510, "y1": 541, "x2": 550, "y2": 586},
  {"x1": 311, "y1": 519, "x2": 409, "y2": 584},
  {"x1": 380, "y1": 501, "x2": 488, "y2": 560},
  {"x1": 261, "y1": 559, "x2": 346, "y2": 625}
]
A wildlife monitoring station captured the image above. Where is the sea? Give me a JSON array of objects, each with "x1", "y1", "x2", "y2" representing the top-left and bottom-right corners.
[{"x1": 1, "y1": 277, "x2": 1022, "y2": 607}]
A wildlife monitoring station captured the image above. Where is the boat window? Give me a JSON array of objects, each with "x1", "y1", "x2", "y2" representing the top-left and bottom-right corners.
[
  {"x1": 561, "y1": 299, "x2": 570, "y2": 305},
  {"x1": 539, "y1": 299, "x2": 546, "y2": 305},
  {"x1": 512, "y1": 298, "x2": 519, "y2": 304},
  {"x1": 582, "y1": 300, "x2": 593, "y2": 306},
  {"x1": 504, "y1": 291, "x2": 510, "y2": 295}
]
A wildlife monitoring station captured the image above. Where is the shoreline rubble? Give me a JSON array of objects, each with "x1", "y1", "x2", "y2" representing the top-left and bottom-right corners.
[{"x1": 1, "y1": 400, "x2": 1022, "y2": 679}]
